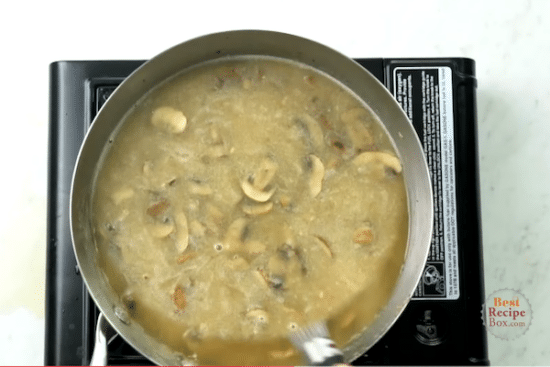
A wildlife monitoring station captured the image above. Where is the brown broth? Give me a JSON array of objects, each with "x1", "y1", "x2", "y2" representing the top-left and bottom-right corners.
[{"x1": 92, "y1": 56, "x2": 408, "y2": 365}]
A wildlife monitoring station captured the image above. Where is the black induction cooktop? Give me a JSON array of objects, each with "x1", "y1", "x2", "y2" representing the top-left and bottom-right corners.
[{"x1": 46, "y1": 57, "x2": 488, "y2": 365}]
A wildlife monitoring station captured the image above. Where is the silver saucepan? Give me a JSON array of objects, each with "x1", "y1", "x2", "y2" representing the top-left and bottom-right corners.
[{"x1": 71, "y1": 30, "x2": 433, "y2": 365}]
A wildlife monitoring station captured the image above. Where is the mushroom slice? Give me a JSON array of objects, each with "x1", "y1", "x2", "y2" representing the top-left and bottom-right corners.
[
  {"x1": 326, "y1": 131, "x2": 354, "y2": 159},
  {"x1": 313, "y1": 235, "x2": 333, "y2": 258},
  {"x1": 300, "y1": 114, "x2": 324, "y2": 149},
  {"x1": 241, "y1": 179, "x2": 276, "y2": 202},
  {"x1": 242, "y1": 201, "x2": 273, "y2": 216},
  {"x1": 222, "y1": 217, "x2": 248, "y2": 251},
  {"x1": 205, "y1": 204, "x2": 224, "y2": 234},
  {"x1": 189, "y1": 181, "x2": 213, "y2": 196},
  {"x1": 308, "y1": 154, "x2": 325, "y2": 197},
  {"x1": 151, "y1": 106, "x2": 187, "y2": 134},
  {"x1": 346, "y1": 122, "x2": 374, "y2": 151},
  {"x1": 353, "y1": 151, "x2": 402, "y2": 173},
  {"x1": 149, "y1": 222, "x2": 175, "y2": 238},
  {"x1": 174, "y1": 211, "x2": 189, "y2": 253},
  {"x1": 341, "y1": 107, "x2": 375, "y2": 150},
  {"x1": 112, "y1": 187, "x2": 134, "y2": 205},
  {"x1": 253, "y1": 158, "x2": 278, "y2": 191}
]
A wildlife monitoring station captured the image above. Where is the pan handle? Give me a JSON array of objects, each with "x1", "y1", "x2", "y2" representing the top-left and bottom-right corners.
[{"x1": 90, "y1": 313, "x2": 117, "y2": 366}]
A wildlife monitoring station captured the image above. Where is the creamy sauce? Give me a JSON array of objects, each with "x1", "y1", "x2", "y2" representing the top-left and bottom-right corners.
[{"x1": 92, "y1": 57, "x2": 408, "y2": 365}]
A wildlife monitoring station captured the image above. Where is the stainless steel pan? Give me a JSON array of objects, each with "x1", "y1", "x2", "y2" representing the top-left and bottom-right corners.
[{"x1": 71, "y1": 30, "x2": 433, "y2": 365}]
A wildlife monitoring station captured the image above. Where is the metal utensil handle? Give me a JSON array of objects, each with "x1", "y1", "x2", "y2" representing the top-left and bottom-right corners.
[{"x1": 90, "y1": 313, "x2": 109, "y2": 366}]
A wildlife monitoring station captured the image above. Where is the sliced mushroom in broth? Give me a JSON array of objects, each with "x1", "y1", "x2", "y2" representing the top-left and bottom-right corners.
[{"x1": 92, "y1": 56, "x2": 408, "y2": 365}]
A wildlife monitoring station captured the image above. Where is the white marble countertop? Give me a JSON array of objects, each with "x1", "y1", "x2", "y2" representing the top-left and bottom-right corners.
[{"x1": 1, "y1": 0, "x2": 549, "y2": 365}]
